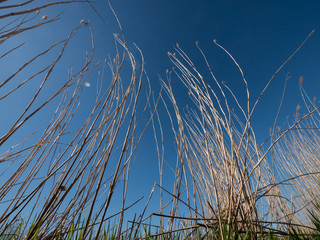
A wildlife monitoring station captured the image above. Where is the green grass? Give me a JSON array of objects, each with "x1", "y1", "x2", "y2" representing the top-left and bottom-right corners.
[{"x1": 3, "y1": 207, "x2": 320, "y2": 239}]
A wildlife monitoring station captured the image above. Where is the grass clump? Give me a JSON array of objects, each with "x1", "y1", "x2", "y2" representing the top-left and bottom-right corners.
[{"x1": 158, "y1": 31, "x2": 320, "y2": 239}]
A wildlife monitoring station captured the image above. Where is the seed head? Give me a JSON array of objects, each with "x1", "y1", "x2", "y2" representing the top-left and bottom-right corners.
[
  {"x1": 299, "y1": 76, "x2": 304, "y2": 84},
  {"x1": 42, "y1": 15, "x2": 47, "y2": 20},
  {"x1": 80, "y1": 19, "x2": 85, "y2": 24}
]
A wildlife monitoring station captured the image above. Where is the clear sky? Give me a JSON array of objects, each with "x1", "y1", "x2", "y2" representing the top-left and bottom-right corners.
[
  {"x1": 1, "y1": 0, "x2": 320, "y2": 227},
  {"x1": 104, "y1": 0, "x2": 320, "y2": 148}
]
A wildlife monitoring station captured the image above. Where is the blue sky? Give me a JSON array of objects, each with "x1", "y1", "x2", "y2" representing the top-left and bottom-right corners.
[
  {"x1": 1, "y1": 0, "x2": 320, "y2": 227},
  {"x1": 106, "y1": 0, "x2": 320, "y2": 139}
]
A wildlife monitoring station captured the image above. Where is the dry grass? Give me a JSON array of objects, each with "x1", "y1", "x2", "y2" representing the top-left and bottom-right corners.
[
  {"x1": 1, "y1": 1, "x2": 320, "y2": 239},
  {"x1": 0, "y1": 1, "x2": 155, "y2": 239},
  {"x1": 157, "y1": 30, "x2": 320, "y2": 238}
]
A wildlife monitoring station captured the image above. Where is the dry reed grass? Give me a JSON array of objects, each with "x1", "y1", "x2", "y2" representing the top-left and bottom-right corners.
[
  {"x1": 155, "y1": 30, "x2": 320, "y2": 239},
  {"x1": 0, "y1": 1, "x2": 156, "y2": 239},
  {"x1": 1, "y1": 1, "x2": 320, "y2": 239}
]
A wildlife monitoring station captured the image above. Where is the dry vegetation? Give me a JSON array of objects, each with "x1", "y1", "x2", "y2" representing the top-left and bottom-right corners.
[
  {"x1": 0, "y1": 1, "x2": 154, "y2": 239},
  {"x1": 159, "y1": 31, "x2": 320, "y2": 239},
  {"x1": 1, "y1": 1, "x2": 320, "y2": 239}
]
